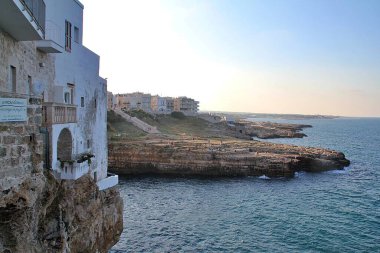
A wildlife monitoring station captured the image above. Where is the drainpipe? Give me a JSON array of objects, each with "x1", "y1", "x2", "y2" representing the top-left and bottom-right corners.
[{"x1": 39, "y1": 127, "x2": 50, "y2": 170}]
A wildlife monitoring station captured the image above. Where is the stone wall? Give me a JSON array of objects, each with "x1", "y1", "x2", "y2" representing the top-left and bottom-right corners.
[
  {"x1": 0, "y1": 29, "x2": 55, "y2": 98},
  {"x1": 0, "y1": 96, "x2": 44, "y2": 178},
  {"x1": 0, "y1": 29, "x2": 54, "y2": 179}
]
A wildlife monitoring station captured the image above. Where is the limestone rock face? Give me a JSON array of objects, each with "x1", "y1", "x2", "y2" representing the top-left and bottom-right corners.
[
  {"x1": 0, "y1": 172, "x2": 123, "y2": 253},
  {"x1": 233, "y1": 121, "x2": 312, "y2": 139},
  {"x1": 109, "y1": 139, "x2": 350, "y2": 177}
]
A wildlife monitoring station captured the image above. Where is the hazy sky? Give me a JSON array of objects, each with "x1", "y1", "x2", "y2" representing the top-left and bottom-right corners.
[{"x1": 80, "y1": 0, "x2": 380, "y2": 117}]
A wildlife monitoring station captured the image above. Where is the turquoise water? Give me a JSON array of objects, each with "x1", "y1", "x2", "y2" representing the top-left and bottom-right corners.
[{"x1": 110, "y1": 118, "x2": 380, "y2": 252}]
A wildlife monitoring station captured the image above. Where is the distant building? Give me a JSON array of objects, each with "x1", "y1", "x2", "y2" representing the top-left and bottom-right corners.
[
  {"x1": 165, "y1": 97, "x2": 175, "y2": 112},
  {"x1": 142, "y1": 93, "x2": 151, "y2": 112},
  {"x1": 107, "y1": 91, "x2": 116, "y2": 110},
  {"x1": 151, "y1": 95, "x2": 168, "y2": 113},
  {"x1": 115, "y1": 92, "x2": 150, "y2": 110},
  {"x1": 112, "y1": 92, "x2": 199, "y2": 115},
  {"x1": 174, "y1": 96, "x2": 199, "y2": 115}
]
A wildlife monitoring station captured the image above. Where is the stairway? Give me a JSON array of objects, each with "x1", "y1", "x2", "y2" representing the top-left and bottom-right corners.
[{"x1": 114, "y1": 109, "x2": 160, "y2": 134}]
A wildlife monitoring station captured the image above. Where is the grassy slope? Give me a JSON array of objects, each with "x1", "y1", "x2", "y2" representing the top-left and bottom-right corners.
[
  {"x1": 108, "y1": 110, "x2": 230, "y2": 140},
  {"x1": 107, "y1": 110, "x2": 147, "y2": 140},
  {"x1": 154, "y1": 114, "x2": 225, "y2": 138}
]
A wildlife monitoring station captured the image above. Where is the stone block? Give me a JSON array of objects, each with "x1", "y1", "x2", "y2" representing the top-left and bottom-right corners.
[
  {"x1": 21, "y1": 156, "x2": 31, "y2": 164},
  {"x1": 14, "y1": 126, "x2": 25, "y2": 135},
  {"x1": 35, "y1": 107, "x2": 42, "y2": 114},
  {"x1": 22, "y1": 135, "x2": 31, "y2": 143},
  {"x1": 0, "y1": 125, "x2": 9, "y2": 132},
  {"x1": 3, "y1": 136, "x2": 16, "y2": 144},
  {"x1": 25, "y1": 125, "x2": 36, "y2": 133},
  {"x1": 14, "y1": 136, "x2": 22, "y2": 145},
  {"x1": 11, "y1": 145, "x2": 27, "y2": 157},
  {"x1": 10, "y1": 157, "x2": 19, "y2": 167},
  {"x1": 34, "y1": 116, "x2": 42, "y2": 125},
  {"x1": 0, "y1": 147, "x2": 6, "y2": 157},
  {"x1": 27, "y1": 108, "x2": 34, "y2": 115}
]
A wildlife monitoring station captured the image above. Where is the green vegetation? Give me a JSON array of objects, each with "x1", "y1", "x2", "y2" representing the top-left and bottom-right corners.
[
  {"x1": 127, "y1": 109, "x2": 157, "y2": 126},
  {"x1": 107, "y1": 110, "x2": 147, "y2": 140},
  {"x1": 155, "y1": 114, "x2": 228, "y2": 138},
  {"x1": 107, "y1": 109, "x2": 230, "y2": 140},
  {"x1": 170, "y1": 111, "x2": 186, "y2": 119}
]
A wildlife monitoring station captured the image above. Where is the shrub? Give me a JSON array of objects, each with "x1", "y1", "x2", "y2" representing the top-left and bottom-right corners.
[{"x1": 171, "y1": 111, "x2": 186, "y2": 119}]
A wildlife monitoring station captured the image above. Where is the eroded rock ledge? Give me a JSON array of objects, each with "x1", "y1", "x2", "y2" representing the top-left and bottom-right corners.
[
  {"x1": 0, "y1": 172, "x2": 123, "y2": 253},
  {"x1": 233, "y1": 120, "x2": 312, "y2": 139},
  {"x1": 109, "y1": 138, "x2": 350, "y2": 177}
]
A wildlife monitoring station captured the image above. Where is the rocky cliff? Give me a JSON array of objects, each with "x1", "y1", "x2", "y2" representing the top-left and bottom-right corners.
[
  {"x1": 0, "y1": 171, "x2": 123, "y2": 253},
  {"x1": 233, "y1": 121, "x2": 312, "y2": 139},
  {"x1": 109, "y1": 138, "x2": 350, "y2": 177}
]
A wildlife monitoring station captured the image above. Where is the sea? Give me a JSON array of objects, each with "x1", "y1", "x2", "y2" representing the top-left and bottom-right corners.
[{"x1": 110, "y1": 118, "x2": 380, "y2": 253}]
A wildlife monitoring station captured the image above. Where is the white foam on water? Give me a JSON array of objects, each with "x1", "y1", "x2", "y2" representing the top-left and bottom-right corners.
[
  {"x1": 294, "y1": 171, "x2": 306, "y2": 178},
  {"x1": 325, "y1": 169, "x2": 348, "y2": 175},
  {"x1": 258, "y1": 175, "x2": 270, "y2": 180}
]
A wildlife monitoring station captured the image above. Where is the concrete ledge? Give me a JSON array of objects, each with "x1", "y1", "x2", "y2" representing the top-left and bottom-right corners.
[
  {"x1": 36, "y1": 40, "x2": 63, "y2": 53},
  {"x1": 97, "y1": 173, "x2": 118, "y2": 191}
]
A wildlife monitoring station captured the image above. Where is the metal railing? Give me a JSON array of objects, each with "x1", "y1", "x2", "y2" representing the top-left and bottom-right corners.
[
  {"x1": 42, "y1": 102, "x2": 77, "y2": 125},
  {"x1": 20, "y1": 0, "x2": 46, "y2": 36}
]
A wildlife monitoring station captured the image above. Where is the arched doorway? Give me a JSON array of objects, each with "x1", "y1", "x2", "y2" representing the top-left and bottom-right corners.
[{"x1": 57, "y1": 128, "x2": 72, "y2": 161}]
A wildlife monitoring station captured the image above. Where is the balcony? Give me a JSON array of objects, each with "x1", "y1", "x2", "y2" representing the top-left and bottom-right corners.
[
  {"x1": 58, "y1": 160, "x2": 90, "y2": 180},
  {"x1": 42, "y1": 102, "x2": 77, "y2": 125},
  {"x1": 36, "y1": 40, "x2": 63, "y2": 53},
  {"x1": 0, "y1": 0, "x2": 45, "y2": 41}
]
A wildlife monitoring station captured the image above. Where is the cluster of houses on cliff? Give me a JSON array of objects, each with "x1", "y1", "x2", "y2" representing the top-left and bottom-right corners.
[
  {"x1": 108, "y1": 92, "x2": 199, "y2": 116},
  {"x1": 0, "y1": 0, "x2": 117, "y2": 189}
]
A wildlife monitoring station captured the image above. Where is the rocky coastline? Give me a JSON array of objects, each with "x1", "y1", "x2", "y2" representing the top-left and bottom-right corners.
[
  {"x1": 0, "y1": 171, "x2": 123, "y2": 253},
  {"x1": 232, "y1": 120, "x2": 312, "y2": 139},
  {"x1": 108, "y1": 138, "x2": 350, "y2": 178}
]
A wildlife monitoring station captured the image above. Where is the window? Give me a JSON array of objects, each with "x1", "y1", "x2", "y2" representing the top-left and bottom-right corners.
[
  {"x1": 28, "y1": 75, "x2": 32, "y2": 94},
  {"x1": 65, "y1": 20, "x2": 72, "y2": 51},
  {"x1": 10, "y1": 66, "x2": 16, "y2": 92},
  {"x1": 81, "y1": 97, "x2": 84, "y2": 107},
  {"x1": 94, "y1": 99, "x2": 97, "y2": 108},
  {"x1": 64, "y1": 92, "x2": 71, "y2": 104},
  {"x1": 74, "y1": 26, "x2": 79, "y2": 43},
  {"x1": 66, "y1": 84, "x2": 74, "y2": 104},
  {"x1": 87, "y1": 139, "x2": 90, "y2": 149}
]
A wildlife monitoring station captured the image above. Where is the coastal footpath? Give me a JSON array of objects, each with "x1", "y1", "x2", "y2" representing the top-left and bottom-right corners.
[
  {"x1": 0, "y1": 171, "x2": 123, "y2": 252},
  {"x1": 108, "y1": 138, "x2": 350, "y2": 177}
]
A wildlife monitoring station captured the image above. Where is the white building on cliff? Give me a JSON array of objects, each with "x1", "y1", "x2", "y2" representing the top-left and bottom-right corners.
[{"x1": 0, "y1": 0, "x2": 117, "y2": 189}]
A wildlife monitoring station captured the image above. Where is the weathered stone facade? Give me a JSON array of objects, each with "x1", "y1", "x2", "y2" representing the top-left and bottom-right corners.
[
  {"x1": 0, "y1": 29, "x2": 55, "y2": 97},
  {"x1": 0, "y1": 97, "x2": 44, "y2": 178},
  {"x1": 0, "y1": 29, "x2": 54, "y2": 180}
]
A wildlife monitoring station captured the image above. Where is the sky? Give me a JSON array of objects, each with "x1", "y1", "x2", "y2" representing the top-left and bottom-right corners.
[{"x1": 80, "y1": 0, "x2": 380, "y2": 117}]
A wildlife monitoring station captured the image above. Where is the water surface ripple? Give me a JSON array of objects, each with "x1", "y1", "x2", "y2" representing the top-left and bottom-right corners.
[{"x1": 111, "y1": 118, "x2": 380, "y2": 252}]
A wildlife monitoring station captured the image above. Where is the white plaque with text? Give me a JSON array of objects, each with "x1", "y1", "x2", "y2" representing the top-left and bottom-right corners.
[{"x1": 0, "y1": 98, "x2": 27, "y2": 122}]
